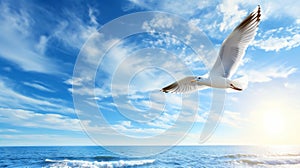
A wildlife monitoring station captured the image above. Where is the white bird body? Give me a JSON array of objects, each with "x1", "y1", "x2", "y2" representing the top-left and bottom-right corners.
[
  {"x1": 195, "y1": 76, "x2": 230, "y2": 88},
  {"x1": 161, "y1": 5, "x2": 261, "y2": 93}
]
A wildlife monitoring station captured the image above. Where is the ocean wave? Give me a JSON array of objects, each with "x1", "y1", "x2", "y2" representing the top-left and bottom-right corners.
[
  {"x1": 222, "y1": 153, "x2": 258, "y2": 159},
  {"x1": 236, "y1": 157, "x2": 300, "y2": 166},
  {"x1": 223, "y1": 153, "x2": 300, "y2": 167},
  {"x1": 93, "y1": 156, "x2": 119, "y2": 161},
  {"x1": 223, "y1": 153, "x2": 300, "y2": 159},
  {"x1": 46, "y1": 156, "x2": 119, "y2": 162},
  {"x1": 271, "y1": 153, "x2": 300, "y2": 157},
  {"x1": 45, "y1": 158, "x2": 155, "y2": 168}
]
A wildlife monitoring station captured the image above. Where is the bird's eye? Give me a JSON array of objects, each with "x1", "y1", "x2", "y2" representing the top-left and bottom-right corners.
[{"x1": 198, "y1": 77, "x2": 201, "y2": 79}]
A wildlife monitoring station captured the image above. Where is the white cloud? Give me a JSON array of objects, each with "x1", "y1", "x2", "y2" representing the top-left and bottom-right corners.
[
  {"x1": 128, "y1": 0, "x2": 300, "y2": 22},
  {"x1": 127, "y1": 0, "x2": 258, "y2": 38},
  {"x1": 0, "y1": 129, "x2": 19, "y2": 133},
  {"x1": 239, "y1": 65, "x2": 296, "y2": 83},
  {"x1": 146, "y1": 112, "x2": 179, "y2": 129},
  {"x1": 253, "y1": 26, "x2": 300, "y2": 52},
  {"x1": 0, "y1": 2, "x2": 31, "y2": 35},
  {"x1": 23, "y1": 81, "x2": 55, "y2": 92},
  {"x1": 54, "y1": 6, "x2": 102, "y2": 52},
  {"x1": 0, "y1": 108, "x2": 82, "y2": 131},
  {"x1": 199, "y1": 110, "x2": 245, "y2": 129},
  {"x1": 142, "y1": 15, "x2": 174, "y2": 31},
  {"x1": 35, "y1": 35, "x2": 49, "y2": 54},
  {"x1": 121, "y1": 121, "x2": 132, "y2": 127},
  {"x1": 217, "y1": 0, "x2": 248, "y2": 32},
  {"x1": 68, "y1": 9, "x2": 217, "y2": 110},
  {"x1": 255, "y1": 35, "x2": 300, "y2": 52},
  {"x1": 262, "y1": 0, "x2": 300, "y2": 20},
  {"x1": 111, "y1": 120, "x2": 165, "y2": 137},
  {"x1": 71, "y1": 38, "x2": 193, "y2": 99},
  {"x1": 64, "y1": 77, "x2": 85, "y2": 86},
  {"x1": 0, "y1": 134, "x2": 94, "y2": 146},
  {"x1": 221, "y1": 110, "x2": 246, "y2": 128},
  {"x1": 0, "y1": 2, "x2": 102, "y2": 74},
  {"x1": 127, "y1": 0, "x2": 300, "y2": 47},
  {"x1": 0, "y1": 79, "x2": 74, "y2": 114},
  {"x1": 88, "y1": 7, "x2": 99, "y2": 25},
  {"x1": 284, "y1": 82, "x2": 297, "y2": 89},
  {"x1": 127, "y1": 0, "x2": 211, "y2": 16},
  {"x1": 69, "y1": 86, "x2": 110, "y2": 98},
  {"x1": 177, "y1": 112, "x2": 206, "y2": 123},
  {"x1": 53, "y1": 8, "x2": 100, "y2": 50},
  {"x1": 0, "y1": 2, "x2": 60, "y2": 74}
]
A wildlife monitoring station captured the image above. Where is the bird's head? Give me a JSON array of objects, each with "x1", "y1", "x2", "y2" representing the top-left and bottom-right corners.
[{"x1": 191, "y1": 76, "x2": 203, "y2": 83}]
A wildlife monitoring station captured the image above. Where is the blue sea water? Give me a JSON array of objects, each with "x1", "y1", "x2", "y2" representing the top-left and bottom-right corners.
[{"x1": 1, "y1": 146, "x2": 300, "y2": 168}]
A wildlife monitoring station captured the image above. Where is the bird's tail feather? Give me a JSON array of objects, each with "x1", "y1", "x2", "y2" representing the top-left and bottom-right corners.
[{"x1": 231, "y1": 76, "x2": 249, "y2": 91}]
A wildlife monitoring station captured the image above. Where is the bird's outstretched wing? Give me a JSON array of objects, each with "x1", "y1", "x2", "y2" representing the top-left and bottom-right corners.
[
  {"x1": 210, "y1": 5, "x2": 261, "y2": 78},
  {"x1": 161, "y1": 76, "x2": 207, "y2": 93}
]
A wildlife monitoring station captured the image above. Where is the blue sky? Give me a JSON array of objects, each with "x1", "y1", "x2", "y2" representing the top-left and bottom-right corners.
[{"x1": 0, "y1": 0, "x2": 300, "y2": 146}]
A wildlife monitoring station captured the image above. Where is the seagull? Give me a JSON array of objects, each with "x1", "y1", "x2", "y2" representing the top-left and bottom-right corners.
[{"x1": 161, "y1": 5, "x2": 261, "y2": 93}]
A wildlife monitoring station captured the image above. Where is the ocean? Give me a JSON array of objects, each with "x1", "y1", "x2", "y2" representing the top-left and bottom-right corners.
[{"x1": 1, "y1": 146, "x2": 300, "y2": 168}]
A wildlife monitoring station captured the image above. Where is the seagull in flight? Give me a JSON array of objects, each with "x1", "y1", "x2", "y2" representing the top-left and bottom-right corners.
[{"x1": 161, "y1": 5, "x2": 261, "y2": 93}]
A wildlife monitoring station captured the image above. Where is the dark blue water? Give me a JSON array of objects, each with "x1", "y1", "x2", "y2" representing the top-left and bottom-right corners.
[{"x1": 1, "y1": 146, "x2": 300, "y2": 167}]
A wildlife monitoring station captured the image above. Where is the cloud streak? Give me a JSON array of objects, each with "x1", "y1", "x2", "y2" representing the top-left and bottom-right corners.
[
  {"x1": 0, "y1": 2, "x2": 60, "y2": 74},
  {"x1": 23, "y1": 81, "x2": 55, "y2": 92},
  {"x1": 0, "y1": 108, "x2": 82, "y2": 131},
  {"x1": 0, "y1": 1, "x2": 101, "y2": 74},
  {"x1": 239, "y1": 65, "x2": 296, "y2": 83},
  {"x1": 253, "y1": 26, "x2": 300, "y2": 52},
  {"x1": 0, "y1": 79, "x2": 74, "y2": 115}
]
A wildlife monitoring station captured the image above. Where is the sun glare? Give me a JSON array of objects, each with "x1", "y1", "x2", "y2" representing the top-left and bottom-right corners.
[
  {"x1": 263, "y1": 111, "x2": 285, "y2": 137},
  {"x1": 248, "y1": 99, "x2": 300, "y2": 145}
]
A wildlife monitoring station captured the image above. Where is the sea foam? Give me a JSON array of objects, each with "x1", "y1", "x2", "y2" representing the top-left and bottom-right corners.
[
  {"x1": 228, "y1": 153, "x2": 300, "y2": 167},
  {"x1": 45, "y1": 158, "x2": 155, "y2": 168}
]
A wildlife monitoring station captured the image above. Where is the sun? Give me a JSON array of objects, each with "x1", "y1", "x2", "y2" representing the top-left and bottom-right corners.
[
  {"x1": 263, "y1": 111, "x2": 285, "y2": 137},
  {"x1": 247, "y1": 94, "x2": 300, "y2": 145}
]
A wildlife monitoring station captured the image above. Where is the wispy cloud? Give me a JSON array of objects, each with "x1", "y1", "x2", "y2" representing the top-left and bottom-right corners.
[
  {"x1": 263, "y1": 0, "x2": 300, "y2": 20},
  {"x1": 1, "y1": 133, "x2": 93, "y2": 146},
  {"x1": 88, "y1": 7, "x2": 99, "y2": 25},
  {"x1": 0, "y1": 108, "x2": 82, "y2": 131},
  {"x1": 0, "y1": 1, "x2": 101, "y2": 74},
  {"x1": 221, "y1": 110, "x2": 246, "y2": 128},
  {"x1": 253, "y1": 25, "x2": 300, "y2": 52},
  {"x1": 126, "y1": 0, "x2": 300, "y2": 53},
  {"x1": 284, "y1": 82, "x2": 297, "y2": 89},
  {"x1": 52, "y1": 9, "x2": 99, "y2": 50},
  {"x1": 67, "y1": 18, "x2": 213, "y2": 138},
  {"x1": 126, "y1": 0, "x2": 212, "y2": 16},
  {"x1": 239, "y1": 65, "x2": 296, "y2": 83},
  {"x1": 217, "y1": 0, "x2": 248, "y2": 32},
  {"x1": 126, "y1": 0, "x2": 259, "y2": 40},
  {"x1": 0, "y1": 2, "x2": 60, "y2": 74},
  {"x1": 0, "y1": 79, "x2": 74, "y2": 114},
  {"x1": 23, "y1": 81, "x2": 55, "y2": 92},
  {"x1": 111, "y1": 120, "x2": 165, "y2": 137},
  {"x1": 0, "y1": 129, "x2": 19, "y2": 133}
]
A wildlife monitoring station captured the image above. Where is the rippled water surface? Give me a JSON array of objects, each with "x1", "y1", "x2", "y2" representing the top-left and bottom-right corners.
[{"x1": 1, "y1": 146, "x2": 300, "y2": 167}]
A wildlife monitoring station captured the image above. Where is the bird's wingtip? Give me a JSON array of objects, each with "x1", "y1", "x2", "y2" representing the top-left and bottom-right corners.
[
  {"x1": 160, "y1": 89, "x2": 168, "y2": 93},
  {"x1": 257, "y1": 5, "x2": 261, "y2": 13}
]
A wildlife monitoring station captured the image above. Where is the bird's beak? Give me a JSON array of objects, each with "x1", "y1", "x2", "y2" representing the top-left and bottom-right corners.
[{"x1": 191, "y1": 79, "x2": 196, "y2": 82}]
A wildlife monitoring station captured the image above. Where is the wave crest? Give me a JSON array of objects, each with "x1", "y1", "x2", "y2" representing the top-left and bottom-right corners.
[{"x1": 45, "y1": 158, "x2": 155, "y2": 168}]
